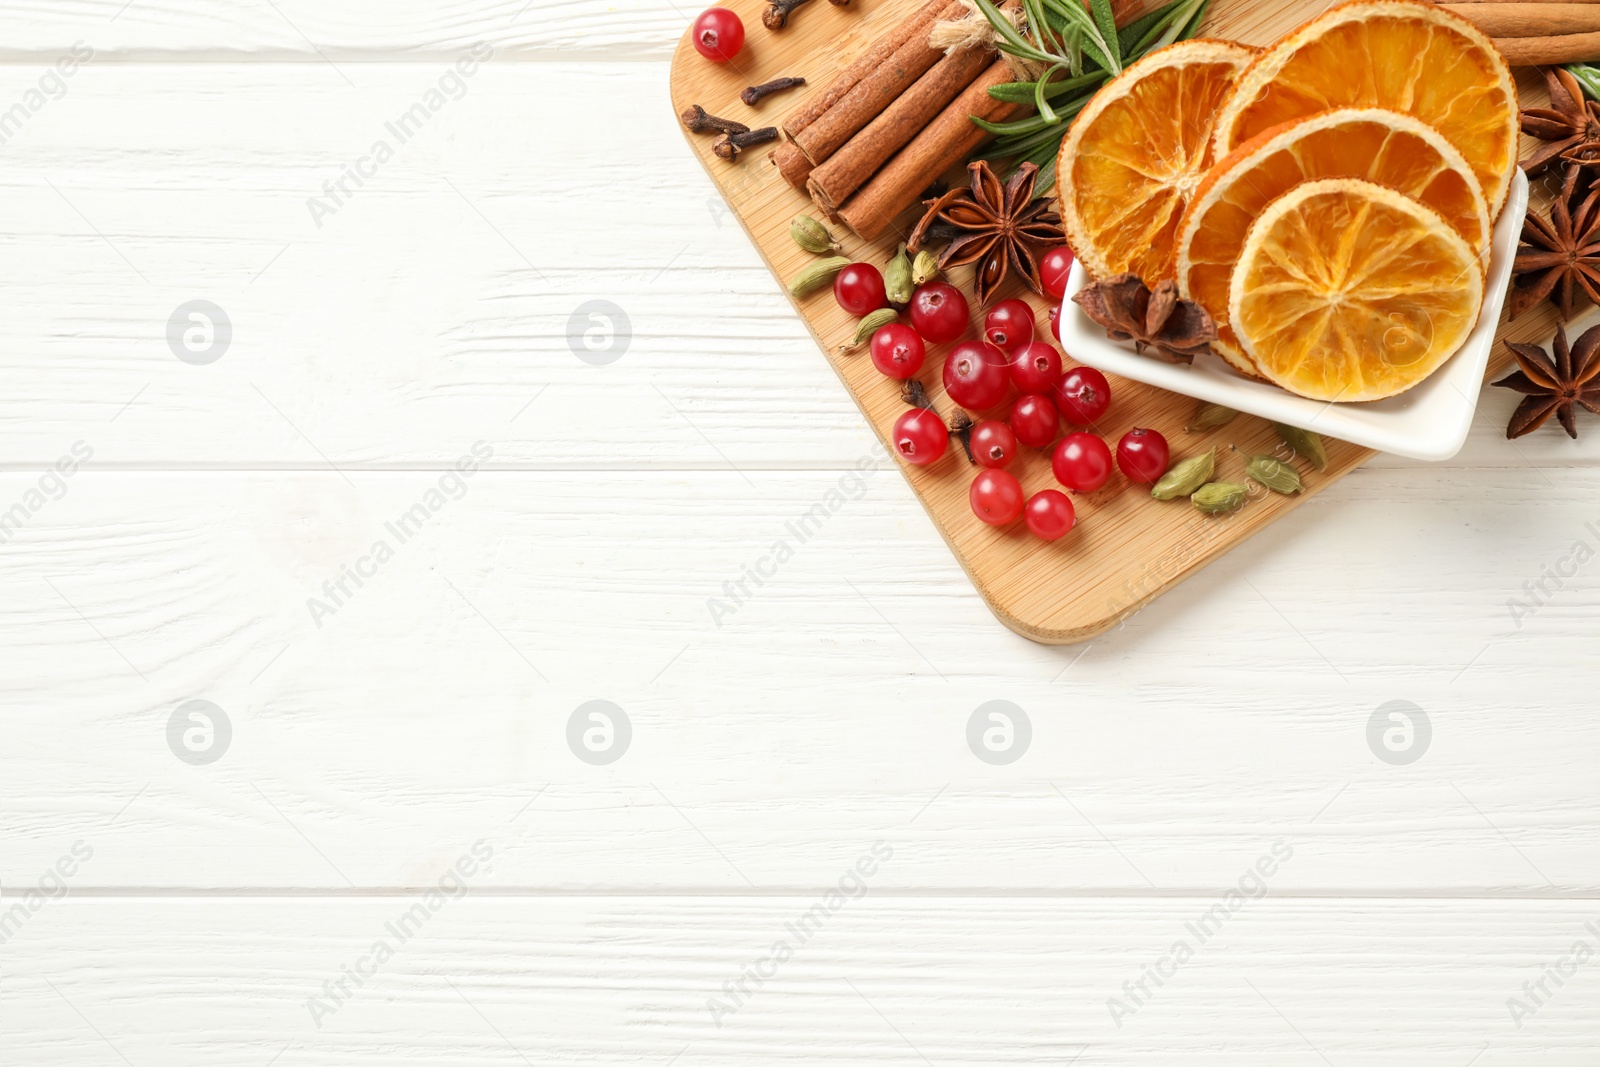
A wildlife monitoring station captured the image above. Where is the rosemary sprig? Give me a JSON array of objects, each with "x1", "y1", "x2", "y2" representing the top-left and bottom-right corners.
[{"x1": 974, "y1": 0, "x2": 1210, "y2": 192}]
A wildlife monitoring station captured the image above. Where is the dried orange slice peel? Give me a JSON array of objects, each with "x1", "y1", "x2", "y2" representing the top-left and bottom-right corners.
[
  {"x1": 1174, "y1": 107, "x2": 1491, "y2": 377},
  {"x1": 1057, "y1": 39, "x2": 1258, "y2": 283},
  {"x1": 1211, "y1": 0, "x2": 1518, "y2": 219},
  {"x1": 1229, "y1": 178, "x2": 1485, "y2": 403}
]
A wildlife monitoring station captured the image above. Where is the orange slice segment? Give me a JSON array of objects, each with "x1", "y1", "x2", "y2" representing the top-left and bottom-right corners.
[
  {"x1": 1056, "y1": 39, "x2": 1258, "y2": 283},
  {"x1": 1211, "y1": 0, "x2": 1518, "y2": 219},
  {"x1": 1230, "y1": 179, "x2": 1483, "y2": 402},
  {"x1": 1175, "y1": 107, "x2": 1490, "y2": 377}
]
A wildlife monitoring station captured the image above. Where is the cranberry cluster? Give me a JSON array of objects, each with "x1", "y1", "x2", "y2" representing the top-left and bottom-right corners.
[{"x1": 832, "y1": 248, "x2": 1173, "y2": 540}]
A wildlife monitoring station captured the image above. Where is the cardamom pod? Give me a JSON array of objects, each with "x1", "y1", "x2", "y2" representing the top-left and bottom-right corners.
[
  {"x1": 885, "y1": 243, "x2": 914, "y2": 308},
  {"x1": 836, "y1": 308, "x2": 898, "y2": 354},
  {"x1": 1192, "y1": 481, "x2": 1248, "y2": 515},
  {"x1": 912, "y1": 249, "x2": 941, "y2": 286},
  {"x1": 788, "y1": 256, "x2": 851, "y2": 299},
  {"x1": 1187, "y1": 402, "x2": 1238, "y2": 432},
  {"x1": 1271, "y1": 422, "x2": 1328, "y2": 471},
  {"x1": 1151, "y1": 447, "x2": 1215, "y2": 500},
  {"x1": 1246, "y1": 455, "x2": 1302, "y2": 495},
  {"x1": 790, "y1": 215, "x2": 839, "y2": 255}
]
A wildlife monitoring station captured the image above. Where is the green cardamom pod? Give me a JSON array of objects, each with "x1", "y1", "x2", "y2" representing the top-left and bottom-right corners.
[
  {"x1": 1271, "y1": 422, "x2": 1328, "y2": 471},
  {"x1": 836, "y1": 308, "x2": 899, "y2": 354},
  {"x1": 885, "y1": 243, "x2": 914, "y2": 307},
  {"x1": 1246, "y1": 455, "x2": 1302, "y2": 495},
  {"x1": 788, "y1": 256, "x2": 851, "y2": 298},
  {"x1": 790, "y1": 215, "x2": 839, "y2": 255},
  {"x1": 1151, "y1": 447, "x2": 1215, "y2": 500},
  {"x1": 912, "y1": 249, "x2": 941, "y2": 286},
  {"x1": 1188, "y1": 402, "x2": 1238, "y2": 432},
  {"x1": 1192, "y1": 481, "x2": 1249, "y2": 515}
]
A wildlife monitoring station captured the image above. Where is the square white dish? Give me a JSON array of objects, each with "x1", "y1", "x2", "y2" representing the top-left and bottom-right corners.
[{"x1": 1058, "y1": 168, "x2": 1529, "y2": 462}]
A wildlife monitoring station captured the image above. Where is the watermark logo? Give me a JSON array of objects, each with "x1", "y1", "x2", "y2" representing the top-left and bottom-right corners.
[
  {"x1": 0, "y1": 440, "x2": 92, "y2": 546},
  {"x1": 1506, "y1": 524, "x2": 1599, "y2": 629},
  {"x1": 0, "y1": 42, "x2": 93, "y2": 148},
  {"x1": 1366, "y1": 700, "x2": 1430, "y2": 766},
  {"x1": 167, "y1": 699, "x2": 231, "y2": 765},
  {"x1": 306, "y1": 840, "x2": 494, "y2": 1027},
  {"x1": 566, "y1": 299, "x2": 631, "y2": 366},
  {"x1": 707, "y1": 447, "x2": 887, "y2": 627},
  {"x1": 306, "y1": 42, "x2": 493, "y2": 229},
  {"x1": 0, "y1": 841, "x2": 94, "y2": 944},
  {"x1": 967, "y1": 700, "x2": 1030, "y2": 765},
  {"x1": 167, "y1": 299, "x2": 232, "y2": 365},
  {"x1": 306, "y1": 443, "x2": 492, "y2": 628},
  {"x1": 707, "y1": 841, "x2": 893, "y2": 1026},
  {"x1": 1506, "y1": 918, "x2": 1600, "y2": 1029},
  {"x1": 567, "y1": 700, "x2": 631, "y2": 765},
  {"x1": 1107, "y1": 840, "x2": 1294, "y2": 1027}
]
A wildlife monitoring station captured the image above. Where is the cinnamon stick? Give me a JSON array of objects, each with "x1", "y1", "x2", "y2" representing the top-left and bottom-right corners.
[
  {"x1": 1492, "y1": 30, "x2": 1600, "y2": 60},
  {"x1": 807, "y1": 42, "x2": 996, "y2": 213},
  {"x1": 837, "y1": 60, "x2": 1022, "y2": 241},
  {"x1": 782, "y1": 0, "x2": 955, "y2": 140},
  {"x1": 773, "y1": 143, "x2": 816, "y2": 189},
  {"x1": 1442, "y1": 2, "x2": 1600, "y2": 33},
  {"x1": 793, "y1": 0, "x2": 967, "y2": 166}
]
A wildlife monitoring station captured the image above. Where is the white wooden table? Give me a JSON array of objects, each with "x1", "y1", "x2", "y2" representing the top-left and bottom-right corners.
[{"x1": 2, "y1": 2, "x2": 1598, "y2": 1062}]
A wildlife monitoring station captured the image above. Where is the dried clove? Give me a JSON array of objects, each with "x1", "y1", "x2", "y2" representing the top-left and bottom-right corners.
[
  {"x1": 713, "y1": 126, "x2": 779, "y2": 161},
  {"x1": 901, "y1": 379, "x2": 936, "y2": 412},
  {"x1": 741, "y1": 77, "x2": 807, "y2": 106},
  {"x1": 948, "y1": 411, "x2": 976, "y2": 464},
  {"x1": 763, "y1": 0, "x2": 813, "y2": 29},
  {"x1": 680, "y1": 104, "x2": 749, "y2": 136}
]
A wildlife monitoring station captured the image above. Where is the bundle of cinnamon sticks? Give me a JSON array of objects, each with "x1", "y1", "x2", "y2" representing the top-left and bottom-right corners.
[
  {"x1": 771, "y1": 0, "x2": 1023, "y2": 240},
  {"x1": 1434, "y1": 0, "x2": 1600, "y2": 64}
]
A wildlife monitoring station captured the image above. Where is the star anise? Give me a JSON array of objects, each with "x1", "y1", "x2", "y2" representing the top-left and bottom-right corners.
[
  {"x1": 1510, "y1": 164, "x2": 1600, "y2": 321},
  {"x1": 907, "y1": 160, "x2": 1065, "y2": 307},
  {"x1": 1492, "y1": 323, "x2": 1600, "y2": 439},
  {"x1": 1520, "y1": 67, "x2": 1600, "y2": 176},
  {"x1": 1071, "y1": 272, "x2": 1215, "y2": 365}
]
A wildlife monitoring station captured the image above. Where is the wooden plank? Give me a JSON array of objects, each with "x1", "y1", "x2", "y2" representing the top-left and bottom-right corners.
[
  {"x1": 669, "y1": 0, "x2": 1560, "y2": 643},
  {"x1": 5, "y1": 470, "x2": 1597, "y2": 891},
  {"x1": 6, "y1": 896, "x2": 1600, "y2": 1063},
  {"x1": 0, "y1": 0, "x2": 688, "y2": 59}
]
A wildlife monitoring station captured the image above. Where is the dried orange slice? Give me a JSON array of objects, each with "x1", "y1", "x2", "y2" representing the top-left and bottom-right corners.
[
  {"x1": 1211, "y1": 0, "x2": 1518, "y2": 219},
  {"x1": 1056, "y1": 39, "x2": 1258, "y2": 282},
  {"x1": 1174, "y1": 107, "x2": 1490, "y2": 377},
  {"x1": 1229, "y1": 178, "x2": 1483, "y2": 402}
]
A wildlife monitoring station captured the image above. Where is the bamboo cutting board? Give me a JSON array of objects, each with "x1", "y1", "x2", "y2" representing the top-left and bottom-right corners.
[{"x1": 670, "y1": 0, "x2": 1556, "y2": 644}]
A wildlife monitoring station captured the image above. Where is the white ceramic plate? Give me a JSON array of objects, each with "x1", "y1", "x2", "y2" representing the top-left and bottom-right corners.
[{"x1": 1058, "y1": 168, "x2": 1529, "y2": 462}]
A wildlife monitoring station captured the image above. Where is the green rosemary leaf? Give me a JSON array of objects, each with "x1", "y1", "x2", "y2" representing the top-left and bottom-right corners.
[
  {"x1": 1176, "y1": 0, "x2": 1211, "y2": 40},
  {"x1": 988, "y1": 70, "x2": 1105, "y2": 105},
  {"x1": 979, "y1": 123, "x2": 1067, "y2": 160},
  {"x1": 1090, "y1": 0, "x2": 1121, "y2": 69},
  {"x1": 1077, "y1": 35, "x2": 1117, "y2": 76},
  {"x1": 1117, "y1": 0, "x2": 1180, "y2": 53},
  {"x1": 975, "y1": 0, "x2": 1056, "y2": 64},
  {"x1": 1030, "y1": 152, "x2": 1057, "y2": 196},
  {"x1": 1040, "y1": 0, "x2": 1119, "y2": 73},
  {"x1": 973, "y1": 113, "x2": 1058, "y2": 137},
  {"x1": 1128, "y1": 0, "x2": 1199, "y2": 56},
  {"x1": 1033, "y1": 67, "x2": 1062, "y2": 124},
  {"x1": 1022, "y1": 0, "x2": 1064, "y2": 56},
  {"x1": 1148, "y1": 0, "x2": 1207, "y2": 51},
  {"x1": 988, "y1": 81, "x2": 1043, "y2": 104}
]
